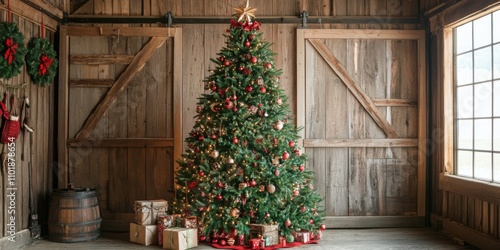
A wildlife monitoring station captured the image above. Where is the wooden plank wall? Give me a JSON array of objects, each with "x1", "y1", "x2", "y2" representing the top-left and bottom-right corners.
[
  {"x1": 426, "y1": 0, "x2": 500, "y2": 247},
  {"x1": 0, "y1": 8, "x2": 58, "y2": 240}
]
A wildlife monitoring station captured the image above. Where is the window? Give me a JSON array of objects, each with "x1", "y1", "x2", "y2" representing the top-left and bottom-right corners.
[{"x1": 454, "y1": 10, "x2": 500, "y2": 182}]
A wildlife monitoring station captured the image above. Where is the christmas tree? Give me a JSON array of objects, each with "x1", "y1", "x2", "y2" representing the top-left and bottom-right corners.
[{"x1": 173, "y1": 0, "x2": 325, "y2": 243}]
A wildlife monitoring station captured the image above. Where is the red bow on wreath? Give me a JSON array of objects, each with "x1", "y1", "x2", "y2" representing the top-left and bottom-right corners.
[
  {"x1": 38, "y1": 54, "x2": 54, "y2": 75},
  {"x1": 4, "y1": 38, "x2": 18, "y2": 65}
]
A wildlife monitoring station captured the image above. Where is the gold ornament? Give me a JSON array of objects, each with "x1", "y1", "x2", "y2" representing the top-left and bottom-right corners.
[
  {"x1": 234, "y1": 0, "x2": 257, "y2": 23},
  {"x1": 230, "y1": 208, "x2": 240, "y2": 218},
  {"x1": 267, "y1": 184, "x2": 276, "y2": 194}
]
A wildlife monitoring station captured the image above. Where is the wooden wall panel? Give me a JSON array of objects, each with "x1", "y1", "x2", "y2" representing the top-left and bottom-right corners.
[{"x1": 0, "y1": 9, "x2": 55, "y2": 239}]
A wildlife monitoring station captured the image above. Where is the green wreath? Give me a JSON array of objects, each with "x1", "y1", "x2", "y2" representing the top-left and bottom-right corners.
[
  {"x1": 0, "y1": 22, "x2": 27, "y2": 79},
  {"x1": 26, "y1": 38, "x2": 58, "y2": 86}
]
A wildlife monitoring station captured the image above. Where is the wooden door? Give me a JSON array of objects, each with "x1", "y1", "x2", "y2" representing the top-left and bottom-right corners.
[
  {"x1": 57, "y1": 26, "x2": 183, "y2": 230},
  {"x1": 297, "y1": 29, "x2": 426, "y2": 228}
]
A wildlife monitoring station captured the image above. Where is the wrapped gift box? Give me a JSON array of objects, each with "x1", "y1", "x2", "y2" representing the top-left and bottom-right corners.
[
  {"x1": 134, "y1": 199, "x2": 168, "y2": 225},
  {"x1": 182, "y1": 216, "x2": 197, "y2": 228},
  {"x1": 294, "y1": 231, "x2": 310, "y2": 243},
  {"x1": 311, "y1": 230, "x2": 322, "y2": 240},
  {"x1": 158, "y1": 215, "x2": 175, "y2": 246},
  {"x1": 248, "y1": 238, "x2": 260, "y2": 249},
  {"x1": 163, "y1": 227, "x2": 198, "y2": 250},
  {"x1": 249, "y1": 224, "x2": 279, "y2": 246},
  {"x1": 130, "y1": 223, "x2": 158, "y2": 246}
]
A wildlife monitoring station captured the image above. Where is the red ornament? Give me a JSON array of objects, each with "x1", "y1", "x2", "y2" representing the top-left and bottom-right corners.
[
  {"x1": 265, "y1": 212, "x2": 270, "y2": 218},
  {"x1": 245, "y1": 41, "x2": 251, "y2": 47},
  {"x1": 219, "y1": 56, "x2": 225, "y2": 62},
  {"x1": 299, "y1": 165, "x2": 305, "y2": 171},
  {"x1": 211, "y1": 134, "x2": 217, "y2": 140},
  {"x1": 224, "y1": 60, "x2": 230, "y2": 67},
  {"x1": 301, "y1": 206, "x2": 306, "y2": 212},
  {"x1": 188, "y1": 181, "x2": 197, "y2": 189},
  {"x1": 294, "y1": 149, "x2": 302, "y2": 156},
  {"x1": 275, "y1": 170, "x2": 280, "y2": 176},
  {"x1": 219, "y1": 239, "x2": 227, "y2": 246},
  {"x1": 218, "y1": 182, "x2": 224, "y2": 188},
  {"x1": 288, "y1": 141, "x2": 295, "y2": 148},
  {"x1": 250, "y1": 179, "x2": 256, "y2": 186},
  {"x1": 217, "y1": 194, "x2": 223, "y2": 200},
  {"x1": 243, "y1": 68, "x2": 252, "y2": 75},
  {"x1": 282, "y1": 152, "x2": 290, "y2": 160},
  {"x1": 224, "y1": 99, "x2": 233, "y2": 109},
  {"x1": 293, "y1": 190, "x2": 299, "y2": 196},
  {"x1": 260, "y1": 86, "x2": 266, "y2": 93},
  {"x1": 211, "y1": 85, "x2": 218, "y2": 91},
  {"x1": 199, "y1": 235, "x2": 206, "y2": 242},
  {"x1": 250, "y1": 211, "x2": 255, "y2": 218},
  {"x1": 310, "y1": 219, "x2": 314, "y2": 224},
  {"x1": 248, "y1": 34, "x2": 255, "y2": 40},
  {"x1": 246, "y1": 85, "x2": 253, "y2": 92},
  {"x1": 199, "y1": 171, "x2": 205, "y2": 177},
  {"x1": 265, "y1": 62, "x2": 272, "y2": 69},
  {"x1": 285, "y1": 219, "x2": 291, "y2": 227},
  {"x1": 232, "y1": 106, "x2": 238, "y2": 112},
  {"x1": 250, "y1": 56, "x2": 258, "y2": 64},
  {"x1": 198, "y1": 135, "x2": 205, "y2": 141},
  {"x1": 233, "y1": 137, "x2": 239, "y2": 144},
  {"x1": 231, "y1": 94, "x2": 237, "y2": 101},
  {"x1": 320, "y1": 224, "x2": 326, "y2": 230}
]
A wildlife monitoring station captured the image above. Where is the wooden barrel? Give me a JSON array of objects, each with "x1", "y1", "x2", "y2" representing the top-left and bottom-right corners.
[{"x1": 48, "y1": 188, "x2": 102, "y2": 243}]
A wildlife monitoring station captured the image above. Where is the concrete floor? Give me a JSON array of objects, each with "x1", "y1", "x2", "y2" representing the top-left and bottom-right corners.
[{"x1": 23, "y1": 228, "x2": 478, "y2": 250}]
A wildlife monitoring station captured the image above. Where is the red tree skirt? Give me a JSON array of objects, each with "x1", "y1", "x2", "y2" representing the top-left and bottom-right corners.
[{"x1": 210, "y1": 240, "x2": 319, "y2": 249}]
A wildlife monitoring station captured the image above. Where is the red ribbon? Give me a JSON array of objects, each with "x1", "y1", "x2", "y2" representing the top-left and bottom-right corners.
[
  {"x1": 3, "y1": 38, "x2": 18, "y2": 65},
  {"x1": 39, "y1": 54, "x2": 54, "y2": 75}
]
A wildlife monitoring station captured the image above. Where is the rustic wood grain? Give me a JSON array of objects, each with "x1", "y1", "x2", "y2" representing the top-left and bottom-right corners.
[
  {"x1": 70, "y1": 54, "x2": 134, "y2": 65},
  {"x1": 309, "y1": 38, "x2": 399, "y2": 138},
  {"x1": 75, "y1": 36, "x2": 167, "y2": 139},
  {"x1": 304, "y1": 139, "x2": 418, "y2": 147}
]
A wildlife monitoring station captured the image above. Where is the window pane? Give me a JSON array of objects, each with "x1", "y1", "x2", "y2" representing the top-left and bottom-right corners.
[
  {"x1": 494, "y1": 153, "x2": 500, "y2": 182},
  {"x1": 474, "y1": 14, "x2": 492, "y2": 49},
  {"x1": 474, "y1": 82, "x2": 492, "y2": 117},
  {"x1": 475, "y1": 152, "x2": 492, "y2": 181},
  {"x1": 457, "y1": 22, "x2": 473, "y2": 53},
  {"x1": 457, "y1": 85, "x2": 473, "y2": 118},
  {"x1": 495, "y1": 44, "x2": 500, "y2": 79},
  {"x1": 495, "y1": 81, "x2": 500, "y2": 116},
  {"x1": 474, "y1": 46, "x2": 492, "y2": 82},
  {"x1": 475, "y1": 119, "x2": 492, "y2": 150},
  {"x1": 494, "y1": 11, "x2": 500, "y2": 43},
  {"x1": 457, "y1": 150, "x2": 473, "y2": 177},
  {"x1": 457, "y1": 120, "x2": 473, "y2": 149},
  {"x1": 457, "y1": 52, "x2": 473, "y2": 85},
  {"x1": 495, "y1": 119, "x2": 500, "y2": 151}
]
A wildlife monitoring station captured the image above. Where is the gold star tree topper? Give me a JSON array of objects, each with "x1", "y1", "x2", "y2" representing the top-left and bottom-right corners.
[{"x1": 234, "y1": 0, "x2": 257, "y2": 23}]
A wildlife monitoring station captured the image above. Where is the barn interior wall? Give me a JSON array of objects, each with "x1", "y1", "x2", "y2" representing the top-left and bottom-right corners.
[{"x1": 3, "y1": 0, "x2": 500, "y2": 249}]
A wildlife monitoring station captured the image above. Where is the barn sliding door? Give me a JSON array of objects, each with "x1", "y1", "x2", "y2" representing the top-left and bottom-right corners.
[
  {"x1": 58, "y1": 26, "x2": 182, "y2": 230},
  {"x1": 297, "y1": 29, "x2": 426, "y2": 228}
]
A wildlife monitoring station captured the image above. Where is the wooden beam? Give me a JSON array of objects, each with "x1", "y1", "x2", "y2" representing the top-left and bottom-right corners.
[
  {"x1": 438, "y1": 216, "x2": 500, "y2": 249},
  {"x1": 70, "y1": 55, "x2": 134, "y2": 65},
  {"x1": 70, "y1": 0, "x2": 91, "y2": 14},
  {"x1": 67, "y1": 138, "x2": 174, "y2": 148},
  {"x1": 65, "y1": 26, "x2": 178, "y2": 37},
  {"x1": 296, "y1": 29, "x2": 306, "y2": 147},
  {"x1": 173, "y1": 28, "x2": 183, "y2": 196},
  {"x1": 75, "y1": 37, "x2": 167, "y2": 139},
  {"x1": 440, "y1": 174, "x2": 500, "y2": 205},
  {"x1": 0, "y1": 0, "x2": 59, "y2": 31},
  {"x1": 308, "y1": 39, "x2": 399, "y2": 138},
  {"x1": 69, "y1": 79, "x2": 115, "y2": 88},
  {"x1": 304, "y1": 29, "x2": 424, "y2": 40},
  {"x1": 304, "y1": 139, "x2": 417, "y2": 148},
  {"x1": 372, "y1": 99, "x2": 417, "y2": 107},
  {"x1": 417, "y1": 31, "x2": 427, "y2": 217},
  {"x1": 58, "y1": 26, "x2": 70, "y2": 189}
]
